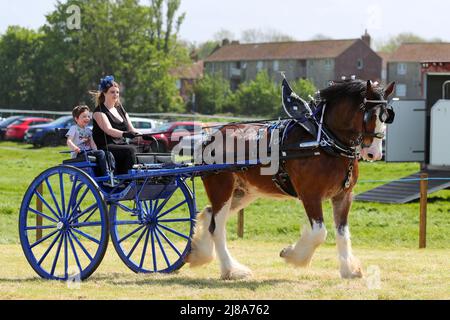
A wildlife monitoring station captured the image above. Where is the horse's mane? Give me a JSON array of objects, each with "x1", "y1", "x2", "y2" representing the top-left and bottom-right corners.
[{"x1": 320, "y1": 80, "x2": 383, "y2": 105}]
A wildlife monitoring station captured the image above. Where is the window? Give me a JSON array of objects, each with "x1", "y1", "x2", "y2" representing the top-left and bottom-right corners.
[
  {"x1": 325, "y1": 59, "x2": 332, "y2": 70},
  {"x1": 256, "y1": 61, "x2": 263, "y2": 71},
  {"x1": 273, "y1": 60, "x2": 279, "y2": 71},
  {"x1": 397, "y1": 63, "x2": 407, "y2": 75},
  {"x1": 175, "y1": 79, "x2": 181, "y2": 90},
  {"x1": 357, "y1": 59, "x2": 363, "y2": 70},
  {"x1": 396, "y1": 84, "x2": 407, "y2": 97}
]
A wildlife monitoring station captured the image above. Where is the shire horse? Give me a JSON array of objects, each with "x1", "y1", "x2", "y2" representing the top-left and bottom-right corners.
[{"x1": 185, "y1": 79, "x2": 395, "y2": 280}]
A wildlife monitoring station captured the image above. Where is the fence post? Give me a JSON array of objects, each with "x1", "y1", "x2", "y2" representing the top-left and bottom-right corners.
[
  {"x1": 237, "y1": 209, "x2": 244, "y2": 238},
  {"x1": 419, "y1": 173, "x2": 428, "y2": 249},
  {"x1": 36, "y1": 184, "x2": 43, "y2": 241}
]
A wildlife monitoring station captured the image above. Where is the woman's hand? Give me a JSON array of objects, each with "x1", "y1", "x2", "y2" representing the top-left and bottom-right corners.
[{"x1": 123, "y1": 131, "x2": 139, "y2": 139}]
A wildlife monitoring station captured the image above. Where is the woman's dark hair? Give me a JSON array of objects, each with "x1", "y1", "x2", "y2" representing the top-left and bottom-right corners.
[{"x1": 72, "y1": 105, "x2": 91, "y2": 119}]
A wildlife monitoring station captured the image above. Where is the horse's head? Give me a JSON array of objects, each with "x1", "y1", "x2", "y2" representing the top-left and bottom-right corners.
[
  {"x1": 359, "y1": 81, "x2": 395, "y2": 161},
  {"x1": 321, "y1": 79, "x2": 395, "y2": 160}
]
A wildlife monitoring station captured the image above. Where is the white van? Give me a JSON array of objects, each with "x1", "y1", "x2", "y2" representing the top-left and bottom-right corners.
[{"x1": 129, "y1": 117, "x2": 165, "y2": 134}]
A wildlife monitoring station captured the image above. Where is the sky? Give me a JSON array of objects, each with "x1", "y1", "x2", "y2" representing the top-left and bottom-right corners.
[{"x1": 1, "y1": 0, "x2": 449, "y2": 45}]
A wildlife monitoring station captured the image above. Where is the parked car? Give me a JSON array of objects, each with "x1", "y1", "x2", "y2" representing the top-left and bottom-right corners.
[
  {"x1": 5, "y1": 117, "x2": 53, "y2": 141},
  {"x1": 0, "y1": 115, "x2": 25, "y2": 140},
  {"x1": 133, "y1": 121, "x2": 204, "y2": 153},
  {"x1": 178, "y1": 122, "x2": 224, "y2": 154},
  {"x1": 24, "y1": 115, "x2": 76, "y2": 147},
  {"x1": 129, "y1": 117, "x2": 165, "y2": 134}
]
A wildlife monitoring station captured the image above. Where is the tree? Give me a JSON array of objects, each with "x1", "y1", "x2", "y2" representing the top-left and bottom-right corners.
[
  {"x1": 376, "y1": 32, "x2": 443, "y2": 53},
  {"x1": 40, "y1": 0, "x2": 189, "y2": 112},
  {"x1": 0, "y1": 26, "x2": 45, "y2": 108},
  {"x1": 291, "y1": 78, "x2": 317, "y2": 101},
  {"x1": 240, "y1": 28, "x2": 295, "y2": 43},
  {"x1": 310, "y1": 34, "x2": 333, "y2": 40},
  {"x1": 192, "y1": 73, "x2": 233, "y2": 114},
  {"x1": 148, "y1": 0, "x2": 186, "y2": 54},
  {"x1": 234, "y1": 71, "x2": 280, "y2": 117}
]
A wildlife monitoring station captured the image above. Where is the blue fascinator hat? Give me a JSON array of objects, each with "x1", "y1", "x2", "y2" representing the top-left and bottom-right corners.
[{"x1": 98, "y1": 75, "x2": 115, "y2": 92}]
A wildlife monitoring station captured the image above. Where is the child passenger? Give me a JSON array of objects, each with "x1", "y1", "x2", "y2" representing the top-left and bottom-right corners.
[{"x1": 66, "y1": 105, "x2": 114, "y2": 177}]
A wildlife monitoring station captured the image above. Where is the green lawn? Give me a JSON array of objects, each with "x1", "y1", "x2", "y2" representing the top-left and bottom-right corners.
[
  {"x1": 1, "y1": 141, "x2": 449, "y2": 248},
  {"x1": 0, "y1": 141, "x2": 449, "y2": 300}
]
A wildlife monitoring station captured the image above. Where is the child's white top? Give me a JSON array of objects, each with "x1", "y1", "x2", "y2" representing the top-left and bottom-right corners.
[{"x1": 66, "y1": 125, "x2": 93, "y2": 158}]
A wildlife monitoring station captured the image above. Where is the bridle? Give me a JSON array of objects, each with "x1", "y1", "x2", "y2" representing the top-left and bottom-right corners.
[{"x1": 357, "y1": 98, "x2": 395, "y2": 148}]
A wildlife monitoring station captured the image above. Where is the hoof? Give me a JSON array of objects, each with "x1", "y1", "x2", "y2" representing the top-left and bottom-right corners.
[
  {"x1": 279, "y1": 245, "x2": 311, "y2": 267},
  {"x1": 279, "y1": 245, "x2": 293, "y2": 258},
  {"x1": 221, "y1": 265, "x2": 253, "y2": 280},
  {"x1": 339, "y1": 256, "x2": 363, "y2": 279}
]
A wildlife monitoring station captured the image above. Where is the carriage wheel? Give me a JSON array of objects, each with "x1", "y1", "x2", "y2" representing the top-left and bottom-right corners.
[
  {"x1": 109, "y1": 178, "x2": 196, "y2": 274},
  {"x1": 19, "y1": 165, "x2": 109, "y2": 281}
]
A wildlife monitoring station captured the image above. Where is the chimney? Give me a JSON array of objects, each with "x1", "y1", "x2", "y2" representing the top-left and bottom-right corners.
[
  {"x1": 222, "y1": 38, "x2": 230, "y2": 46},
  {"x1": 361, "y1": 29, "x2": 371, "y2": 47},
  {"x1": 231, "y1": 40, "x2": 240, "y2": 45}
]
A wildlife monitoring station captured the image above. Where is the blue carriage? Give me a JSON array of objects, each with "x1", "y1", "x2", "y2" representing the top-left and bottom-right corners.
[
  {"x1": 18, "y1": 150, "x2": 250, "y2": 281},
  {"x1": 18, "y1": 77, "x2": 323, "y2": 281}
]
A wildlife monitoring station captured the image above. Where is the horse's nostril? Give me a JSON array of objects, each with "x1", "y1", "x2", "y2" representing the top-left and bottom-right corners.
[{"x1": 368, "y1": 153, "x2": 374, "y2": 159}]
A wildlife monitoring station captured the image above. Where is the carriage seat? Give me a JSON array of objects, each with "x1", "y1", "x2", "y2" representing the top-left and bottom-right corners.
[
  {"x1": 63, "y1": 155, "x2": 97, "y2": 164},
  {"x1": 135, "y1": 153, "x2": 175, "y2": 165}
]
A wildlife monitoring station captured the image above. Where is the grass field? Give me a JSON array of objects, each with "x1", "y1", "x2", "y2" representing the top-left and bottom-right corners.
[{"x1": 0, "y1": 141, "x2": 449, "y2": 300}]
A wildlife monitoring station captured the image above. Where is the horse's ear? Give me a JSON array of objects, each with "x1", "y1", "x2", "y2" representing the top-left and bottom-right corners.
[
  {"x1": 366, "y1": 80, "x2": 373, "y2": 96},
  {"x1": 384, "y1": 81, "x2": 396, "y2": 99}
]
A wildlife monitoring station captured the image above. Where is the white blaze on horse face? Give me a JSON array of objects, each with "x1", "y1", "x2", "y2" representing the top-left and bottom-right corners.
[{"x1": 361, "y1": 116, "x2": 386, "y2": 161}]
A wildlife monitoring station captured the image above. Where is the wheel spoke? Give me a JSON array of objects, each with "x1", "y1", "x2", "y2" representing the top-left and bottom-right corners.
[
  {"x1": 30, "y1": 229, "x2": 59, "y2": 249},
  {"x1": 118, "y1": 225, "x2": 145, "y2": 244},
  {"x1": 126, "y1": 227, "x2": 148, "y2": 259},
  {"x1": 139, "y1": 228, "x2": 151, "y2": 269},
  {"x1": 143, "y1": 200, "x2": 151, "y2": 215},
  {"x1": 82, "y1": 206, "x2": 99, "y2": 223},
  {"x1": 66, "y1": 176, "x2": 80, "y2": 218},
  {"x1": 154, "y1": 187, "x2": 177, "y2": 216},
  {"x1": 151, "y1": 228, "x2": 157, "y2": 272},
  {"x1": 69, "y1": 186, "x2": 90, "y2": 220},
  {"x1": 71, "y1": 228, "x2": 100, "y2": 245},
  {"x1": 44, "y1": 178, "x2": 63, "y2": 218},
  {"x1": 33, "y1": 191, "x2": 60, "y2": 221},
  {"x1": 156, "y1": 200, "x2": 187, "y2": 219},
  {"x1": 37, "y1": 232, "x2": 62, "y2": 266},
  {"x1": 70, "y1": 221, "x2": 102, "y2": 228},
  {"x1": 28, "y1": 207, "x2": 58, "y2": 224},
  {"x1": 67, "y1": 229, "x2": 83, "y2": 274},
  {"x1": 68, "y1": 230, "x2": 93, "y2": 261},
  {"x1": 26, "y1": 225, "x2": 57, "y2": 231},
  {"x1": 158, "y1": 218, "x2": 192, "y2": 223},
  {"x1": 157, "y1": 223, "x2": 190, "y2": 240},
  {"x1": 115, "y1": 220, "x2": 142, "y2": 226},
  {"x1": 50, "y1": 233, "x2": 64, "y2": 276},
  {"x1": 59, "y1": 172, "x2": 66, "y2": 217},
  {"x1": 64, "y1": 233, "x2": 69, "y2": 279},
  {"x1": 69, "y1": 203, "x2": 97, "y2": 223},
  {"x1": 155, "y1": 226, "x2": 182, "y2": 257},
  {"x1": 154, "y1": 228, "x2": 171, "y2": 268}
]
